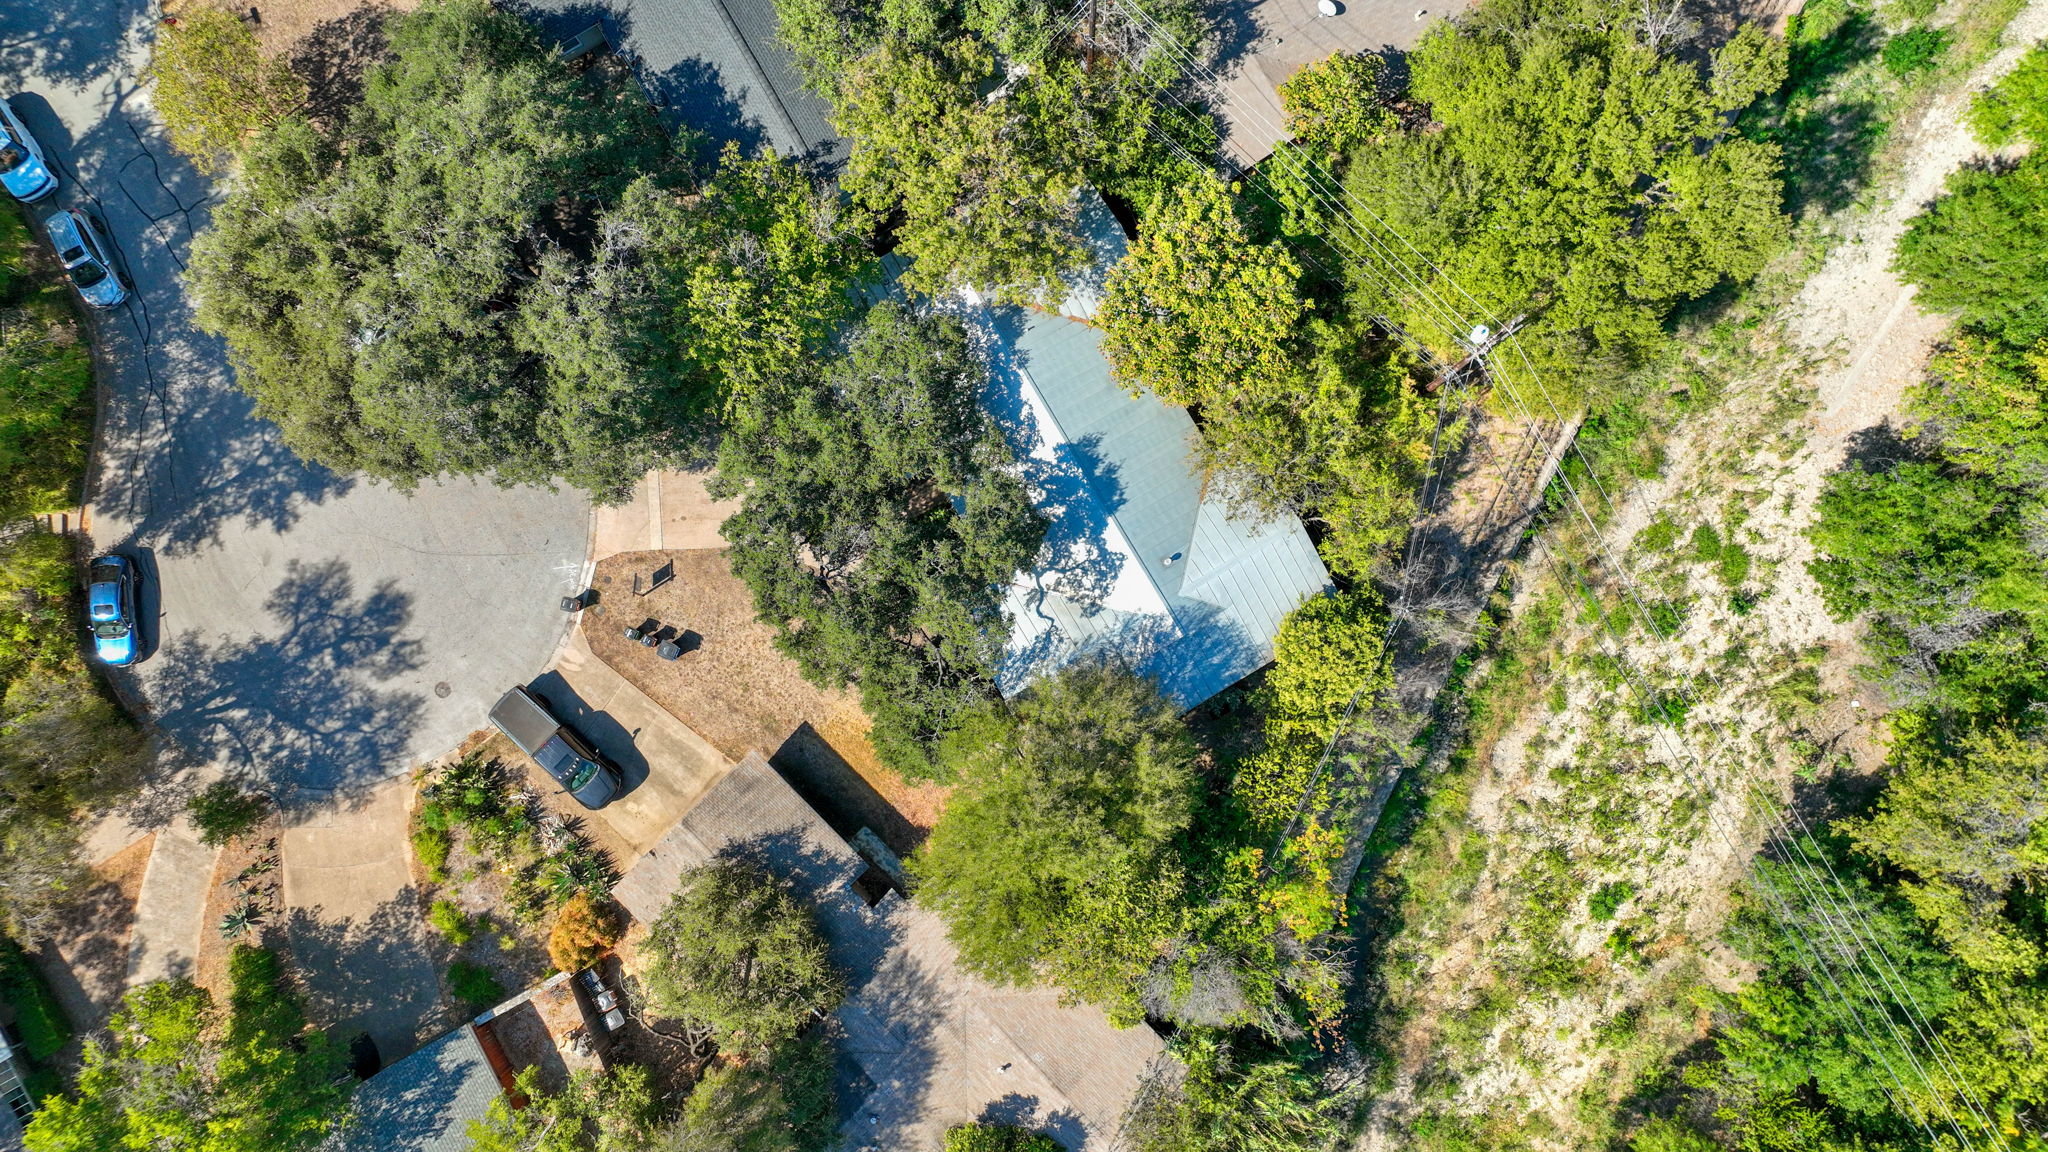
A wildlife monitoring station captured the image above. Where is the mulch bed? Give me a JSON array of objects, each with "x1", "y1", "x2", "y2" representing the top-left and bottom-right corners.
[
  {"x1": 195, "y1": 811, "x2": 288, "y2": 1001},
  {"x1": 585, "y1": 550, "x2": 949, "y2": 854}
]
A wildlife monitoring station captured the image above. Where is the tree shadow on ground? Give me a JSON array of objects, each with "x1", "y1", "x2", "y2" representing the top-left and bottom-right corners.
[
  {"x1": 291, "y1": 5, "x2": 395, "y2": 129},
  {"x1": 147, "y1": 559, "x2": 426, "y2": 801},
  {"x1": 0, "y1": 0, "x2": 152, "y2": 92},
  {"x1": 285, "y1": 892, "x2": 454, "y2": 1060}
]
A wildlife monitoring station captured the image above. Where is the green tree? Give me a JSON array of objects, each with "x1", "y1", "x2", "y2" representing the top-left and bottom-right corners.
[
  {"x1": 1967, "y1": 42, "x2": 2048, "y2": 148},
  {"x1": 832, "y1": 38, "x2": 1083, "y2": 301},
  {"x1": 1100, "y1": 174, "x2": 1308, "y2": 415},
  {"x1": 651, "y1": 1038, "x2": 837, "y2": 1152},
  {"x1": 1277, "y1": 52, "x2": 1395, "y2": 159},
  {"x1": 640, "y1": 859, "x2": 843, "y2": 1049},
  {"x1": 1806, "y1": 459, "x2": 2048, "y2": 715},
  {"x1": 1892, "y1": 153, "x2": 2048, "y2": 346},
  {"x1": 1234, "y1": 590, "x2": 1391, "y2": 831},
  {"x1": 1844, "y1": 722, "x2": 2048, "y2": 975},
  {"x1": 187, "y1": 0, "x2": 709, "y2": 497},
  {"x1": 466, "y1": 1065, "x2": 657, "y2": 1152},
  {"x1": 1909, "y1": 330, "x2": 2048, "y2": 492},
  {"x1": 147, "y1": 5, "x2": 307, "y2": 173},
  {"x1": 1099, "y1": 177, "x2": 1431, "y2": 579},
  {"x1": 26, "y1": 948, "x2": 350, "y2": 1152},
  {"x1": 1123, "y1": 1030, "x2": 1354, "y2": 1152},
  {"x1": 1716, "y1": 843, "x2": 1963, "y2": 1126},
  {"x1": 678, "y1": 146, "x2": 875, "y2": 405},
  {"x1": 911, "y1": 662, "x2": 1198, "y2": 1020},
  {"x1": 712, "y1": 301, "x2": 1045, "y2": 774},
  {"x1": 1339, "y1": 6, "x2": 1788, "y2": 382}
]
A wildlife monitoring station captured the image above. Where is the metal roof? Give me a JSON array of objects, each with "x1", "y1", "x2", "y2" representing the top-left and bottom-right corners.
[
  {"x1": 325, "y1": 1025, "x2": 500, "y2": 1152},
  {"x1": 516, "y1": 0, "x2": 842, "y2": 163},
  {"x1": 980, "y1": 308, "x2": 1333, "y2": 707}
]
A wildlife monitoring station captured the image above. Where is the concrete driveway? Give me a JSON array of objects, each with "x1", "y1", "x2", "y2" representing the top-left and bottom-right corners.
[
  {"x1": 1, "y1": 3, "x2": 591, "y2": 800},
  {"x1": 524, "y1": 626, "x2": 734, "y2": 856}
]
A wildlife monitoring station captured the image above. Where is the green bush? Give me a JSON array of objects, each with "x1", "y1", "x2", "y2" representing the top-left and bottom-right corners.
[
  {"x1": 1688, "y1": 523, "x2": 1722, "y2": 563},
  {"x1": 427, "y1": 900, "x2": 476, "y2": 946},
  {"x1": 944, "y1": 1122, "x2": 1062, "y2": 1152},
  {"x1": 1636, "y1": 515, "x2": 1679, "y2": 554},
  {"x1": 0, "y1": 935, "x2": 68, "y2": 1062},
  {"x1": 447, "y1": 961, "x2": 506, "y2": 1010},
  {"x1": 412, "y1": 826, "x2": 452, "y2": 884},
  {"x1": 1589, "y1": 880, "x2": 1636, "y2": 922},
  {"x1": 1880, "y1": 26, "x2": 1947, "y2": 76},
  {"x1": 188, "y1": 780, "x2": 268, "y2": 848}
]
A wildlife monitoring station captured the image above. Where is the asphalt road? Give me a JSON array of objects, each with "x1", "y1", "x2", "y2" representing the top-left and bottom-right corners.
[{"x1": 2, "y1": 2, "x2": 592, "y2": 801}]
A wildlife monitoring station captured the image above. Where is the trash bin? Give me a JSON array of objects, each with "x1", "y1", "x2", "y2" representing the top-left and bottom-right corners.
[
  {"x1": 623, "y1": 626, "x2": 643, "y2": 642},
  {"x1": 656, "y1": 641, "x2": 683, "y2": 660}
]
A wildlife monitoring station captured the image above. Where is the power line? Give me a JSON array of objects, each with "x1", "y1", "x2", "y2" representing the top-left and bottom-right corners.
[{"x1": 1075, "y1": 1, "x2": 2017, "y2": 1139}]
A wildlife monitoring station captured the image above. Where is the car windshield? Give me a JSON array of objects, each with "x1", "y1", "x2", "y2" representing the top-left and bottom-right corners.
[
  {"x1": 71, "y1": 262, "x2": 106, "y2": 289},
  {"x1": 0, "y1": 144, "x2": 23, "y2": 171},
  {"x1": 567, "y1": 758, "x2": 600, "y2": 792},
  {"x1": 93, "y1": 621, "x2": 129, "y2": 639}
]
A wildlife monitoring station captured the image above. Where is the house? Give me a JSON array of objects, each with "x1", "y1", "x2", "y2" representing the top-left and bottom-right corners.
[
  {"x1": 971, "y1": 194, "x2": 1334, "y2": 708},
  {"x1": 327, "y1": 972, "x2": 609, "y2": 1152},
  {"x1": 613, "y1": 751, "x2": 1169, "y2": 1151},
  {"x1": 0, "y1": 1022, "x2": 31, "y2": 1152}
]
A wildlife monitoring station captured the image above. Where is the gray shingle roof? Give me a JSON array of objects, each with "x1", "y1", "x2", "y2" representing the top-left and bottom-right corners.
[
  {"x1": 325, "y1": 1024, "x2": 500, "y2": 1152},
  {"x1": 516, "y1": 0, "x2": 842, "y2": 163},
  {"x1": 615, "y1": 753, "x2": 1167, "y2": 1151}
]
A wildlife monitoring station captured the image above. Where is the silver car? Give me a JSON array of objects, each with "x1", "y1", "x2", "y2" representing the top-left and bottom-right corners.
[
  {"x1": 45, "y1": 208, "x2": 126, "y2": 308},
  {"x1": 0, "y1": 99, "x2": 56, "y2": 203}
]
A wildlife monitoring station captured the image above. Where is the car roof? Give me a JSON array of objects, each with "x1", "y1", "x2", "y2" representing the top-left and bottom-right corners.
[
  {"x1": 489, "y1": 687, "x2": 562, "y2": 755},
  {"x1": 44, "y1": 211, "x2": 86, "y2": 261}
]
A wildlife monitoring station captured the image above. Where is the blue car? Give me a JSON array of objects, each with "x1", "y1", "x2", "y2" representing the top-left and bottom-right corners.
[
  {"x1": 45, "y1": 208, "x2": 126, "y2": 308},
  {"x1": 0, "y1": 100, "x2": 55, "y2": 203},
  {"x1": 85, "y1": 555, "x2": 139, "y2": 667}
]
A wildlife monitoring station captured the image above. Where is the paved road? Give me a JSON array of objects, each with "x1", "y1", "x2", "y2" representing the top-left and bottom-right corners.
[{"x1": 3, "y1": 2, "x2": 591, "y2": 801}]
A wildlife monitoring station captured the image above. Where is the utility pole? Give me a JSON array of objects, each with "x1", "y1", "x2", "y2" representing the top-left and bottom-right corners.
[{"x1": 1083, "y1": 0, "x2": 1097, "y2": 72}]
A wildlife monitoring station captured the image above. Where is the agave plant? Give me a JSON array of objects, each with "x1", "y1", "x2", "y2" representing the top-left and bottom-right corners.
[
  {"x1": 233, "y1": 856, "x2": 279, "y2": 885},
  {"x1": 219, "y1": 898, "x2": 265, "y2": 940}
]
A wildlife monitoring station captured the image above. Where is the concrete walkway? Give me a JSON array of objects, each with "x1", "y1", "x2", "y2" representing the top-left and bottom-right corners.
[
  {"x1": 125, "y1": 821, "x2": 218, "y2": 987},
  {"x1": 589, "y1": 469, "x2": 738, "y2": 561},
  {"x1": 282, "y1": 780, "x2": 448, "y2": 1060}
]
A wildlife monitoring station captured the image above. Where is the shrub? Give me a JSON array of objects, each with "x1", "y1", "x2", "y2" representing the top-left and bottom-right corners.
[
  {"x1": 944, "y1": 1122, "x2": 1062, "y2": 1152},
  {"x1": 147, "y1": 5, "x2": 306, "y2": 173},
  {"x1": 188, "y1": 780, "x2": 268, "y2": 848},
  {"x1": 0, "y1": 935, "x2": 67, "y2": 1062},
  {"x1": 1881, "y1": 26, "x2": 1947, "y2": 76},
  {"x1": 1590, "y1": 880, "x2": 1636, "y2": 922},
  {"x1": 546, "y1": 892, "x2": 622, "y2": 973},
  {"x1": 1688, "y1": 523, "x2": 1723, "y2": 563},
  {"x1": 427, "y1": 900, "x2": 476, "y2": 946},
  {"x1": 447, "y1": 961, "x2": 506, "y2": 1010},
  {"x1": 412, "y1": 826, "x2": 452, "y2": 884},
  {"x1": 1636, "y1": 515, "x2": 1679, "y2": 554}
]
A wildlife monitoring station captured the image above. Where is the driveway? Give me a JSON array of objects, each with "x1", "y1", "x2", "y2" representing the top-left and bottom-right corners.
[
  {"x1": 524, "y1": 626, "x2": 734, "y2": 857},
  {"x1": 1, "y1": 2, "x2": 591, "y2": 801}
]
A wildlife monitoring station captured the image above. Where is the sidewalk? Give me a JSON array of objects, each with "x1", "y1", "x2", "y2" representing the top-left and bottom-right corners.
[{"x1": 589, "y1": 469, "x2": 738, "y2": 561}]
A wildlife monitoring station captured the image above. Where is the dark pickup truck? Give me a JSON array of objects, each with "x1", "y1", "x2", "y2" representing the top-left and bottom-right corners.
[{"x1": 488, "y1": 686, "x2": 624, "y2": 810}]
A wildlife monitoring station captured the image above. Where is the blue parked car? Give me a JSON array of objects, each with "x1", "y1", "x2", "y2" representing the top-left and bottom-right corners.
[
  {"x1": 85, "y1": 555, "x2": 139, "y2": 667},
  {"x1": 45, "y1": 208, "x2": 126, "y2": 308},
  {"x1": 0, "y1": 100, "x2": 56, "y2": 203}
]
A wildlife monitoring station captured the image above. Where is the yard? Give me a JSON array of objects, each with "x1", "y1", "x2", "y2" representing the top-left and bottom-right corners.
[{"x1": 584, "y1": 549, "x2": 948, "y2": 856}]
